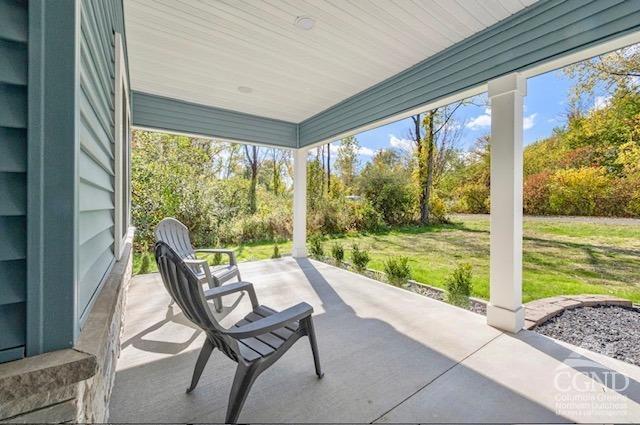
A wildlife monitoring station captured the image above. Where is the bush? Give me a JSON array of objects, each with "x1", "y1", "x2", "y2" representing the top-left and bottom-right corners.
[
  {"x1": 548, "y1": 167, "x2": 612, "y2": 216},
  {"x1": 455, "y1": 183, "x2": 489, "y2": 213},
  {"x1": 351, "y1": 244, "x2": 370, "y2": 271},
  {"x1": 348, "y1": 199, "x2": 384, "y2": 232},
  {"x1": 524, "y1": 171, "x2": 552, "y2": 215},
  {"x1": 139, "y1": 253, "x2": 151, "y2": 274},
  {"x1": 271, "y1": 243, "x2": 281, "y2": 259},
  {"x1": 429, "y1": 194, "x2": 449, "y2": 223},
  {"x1": 331, "y1": 242, "x2": 344, "y2": 263},
  {"x1": 445, "y1": 263, "x2": 473, "y2": 307},
  {"x1": 210, "y1": 252, "x2": 222, "y2": 266},
  {"x1": 308, "y1": 234, "x2": 324, "y2": 257},
  {"x1": 383, "y1": 256, "x2": 411, "y2": 286}
]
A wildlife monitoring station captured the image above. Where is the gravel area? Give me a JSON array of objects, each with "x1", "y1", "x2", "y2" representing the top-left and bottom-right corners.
[
  {"x1": 535, "y1": 305, "x2": 640, "y2": 366},
  {"x1": 410, "y1": 283, "x2": 487, "y2": 315}
]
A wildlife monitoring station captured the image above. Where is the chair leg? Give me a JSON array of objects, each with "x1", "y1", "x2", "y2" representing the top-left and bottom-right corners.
[
  {"x1": 186, "y1": 338, "x2": 215, "y2": 393},
  {"x1": 304, "y1": 317, "x2": 324, "y2": 379},
  {"x1": 213, "y1": 297, "x2": 223, "y2": 313},
  {"x1": 225, "y1": 363, "x2": 259, "y2": 424}
]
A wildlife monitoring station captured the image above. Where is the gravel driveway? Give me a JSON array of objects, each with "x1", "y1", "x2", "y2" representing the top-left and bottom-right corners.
[{"x1": 451, "y1": 213, "x2": 640, "y2": 226}]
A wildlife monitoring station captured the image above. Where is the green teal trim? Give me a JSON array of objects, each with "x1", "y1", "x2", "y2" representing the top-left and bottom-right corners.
[
  {"x1": 132, "y1": 92, "x2": 298, "y2": 149},
  {"x1": 26, "y1": 0, "x2": 80, "y2": 353},
  {"x1": 0, "y1": 0, "x2": 28, "y2": 363},
  {"x1": 298, "y1": 0, "x2": 640, "y2": 146},
  {"x1": 26, "y1": 0, "x2": 44, "y2": 358},
  {"x1": 0, "y1": 346, "x2": 25, "y2": 363}
]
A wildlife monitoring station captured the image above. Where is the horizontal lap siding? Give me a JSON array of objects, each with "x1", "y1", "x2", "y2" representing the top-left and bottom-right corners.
[
  {"x1": 132, "y1": 91, "x2": 298, "y2": 149},
  {"x1": 77, "y1": 0, "x2": 126, "y2": 321},
  {"x1": 299, "y1": 0, "x2": 640, "y2": 146},
  {"x1": 0, "y1": 0, "x2": 27, "y2": 362}
]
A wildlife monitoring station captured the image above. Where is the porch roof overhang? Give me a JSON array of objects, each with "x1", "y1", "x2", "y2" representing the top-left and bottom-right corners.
[{"x1": 127, "y1": 0, "x2": 640, "y2": 149}]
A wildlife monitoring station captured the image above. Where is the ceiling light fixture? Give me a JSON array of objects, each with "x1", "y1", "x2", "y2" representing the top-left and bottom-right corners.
[
  {"x1": 295, "y1": 16, "x2": 315, "y2": 30},
  {"x1": 237, "y1": 86, "x2": 253, "y2": 94}
]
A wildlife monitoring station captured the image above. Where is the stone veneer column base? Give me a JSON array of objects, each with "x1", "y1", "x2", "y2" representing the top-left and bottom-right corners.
[{"x1": 0, "y1": 229, "x2": 134, "y2": 423}]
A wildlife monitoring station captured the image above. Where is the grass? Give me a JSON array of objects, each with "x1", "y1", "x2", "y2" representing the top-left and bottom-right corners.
[{"x1": 133, "y1": 216, "x2": 640, "y2": 303}]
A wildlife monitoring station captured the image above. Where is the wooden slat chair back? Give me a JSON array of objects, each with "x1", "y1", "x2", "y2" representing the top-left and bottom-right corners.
[{"x1": 154, "y1": 241, "x2": 324, "y2": 423}]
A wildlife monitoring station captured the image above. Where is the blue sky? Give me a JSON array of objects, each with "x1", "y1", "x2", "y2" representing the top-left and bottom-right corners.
[{"x1": 328, "y1": 68, "x2": 599, "y2": 161}]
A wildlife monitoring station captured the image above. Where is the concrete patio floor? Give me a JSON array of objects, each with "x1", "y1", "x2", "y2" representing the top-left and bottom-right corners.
[{"x1": 109, "y1": 257, "x2": 640, "y2": 423}]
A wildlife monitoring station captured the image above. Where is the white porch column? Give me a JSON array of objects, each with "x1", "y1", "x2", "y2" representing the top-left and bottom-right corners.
[
  {"x1": 487, "y1": 73, "x2": 526, "y2": 333},
  {"x1": 292, "y1": 147, "x2": 308, "y2": 258}
]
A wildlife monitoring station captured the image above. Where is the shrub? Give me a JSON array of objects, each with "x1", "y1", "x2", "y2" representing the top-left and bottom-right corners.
[
  {"x1": 308, "y1": 234, "x2": 324, "y2": 257},
  {"x1": 445, "y1": 263, "x2": 473, "y2": 307},
  {"x1": 456, "y1": 183, "x2": 490, "y2": 213},
  {"x1": 307, "y1": 197, "x2": 351, "y2": 235},
  {"x1": 271, "y1": 243, "x2": 281, "y2": 259},
  {"x1": 429, "y1": 194, "x2": 449, "y2": 223},
  {"x1": 524, "y1": 171, "x2": 552, "y2": 215},
  {"x1": 331, "y1": 242, "x2": 344, "y2": 263},
  {"x1": 383, "y1": 256, "x2": 411, "y2": 286},
  {"x1": 351, "y1": 244, "x2": 370, "y2": 271},
  {"x1": 349, "y1": 199, "x2": 384, "y2": 232},
  {"x1": 547, "y1": 167, "x2": 612, "y2": 216},
  {"x1": 139, "y1": 253, "x2": 151, "y2": 274},
  {"x1": 211, "y1": 252, "x2": 222, "y2": 266}
]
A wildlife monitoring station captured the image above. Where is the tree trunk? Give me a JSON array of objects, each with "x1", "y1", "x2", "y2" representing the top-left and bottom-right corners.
[
  {"x1": 412, "y1": 113, "x2": 429, "y2": 225},
  {"x1": 327, "y1": 143, "x2": 331, "y2": 193},
  {"x1": 422, "y1": 110, "x2": 436, "y2": 225},
  {"x1": 272, "y1": 149, "x2": 279, "y2": 195},
  {"x1": 245, "y1": 145, "x2": 259, "y2": 214}
]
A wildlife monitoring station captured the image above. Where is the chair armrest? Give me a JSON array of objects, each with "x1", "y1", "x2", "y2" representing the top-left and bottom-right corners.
[
  {"x1": 204, "y1": 281, "x2": 258, "y2": 308},
  {"x1": 183, "y1": 258, "x2": 214, "y2": 287},
  {"x1": 195, "y1": 248, "x2": 237, "y2": 266},
  {"x1": 225, "y1": 302, "x2": 313, "y2": 339}
]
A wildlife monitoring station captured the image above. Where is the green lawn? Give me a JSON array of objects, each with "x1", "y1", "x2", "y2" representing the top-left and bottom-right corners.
[{"x1": 133, "y1": 216, "x2": 640, "y2": 303}]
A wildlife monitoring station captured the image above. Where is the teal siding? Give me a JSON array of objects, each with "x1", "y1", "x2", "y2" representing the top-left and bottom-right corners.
[
  {"x1": 0, "y1": 0, "x2": 27, "y2": 362},
  {"x1": 299, "y1": 0, "x2": 640, "y2": 146},
  {"x1": 77, "y1": 0, "x2": 127, "y2": 321},
  {"x1": 132, "y1": 92, "x2": 298, "y2": 149}
]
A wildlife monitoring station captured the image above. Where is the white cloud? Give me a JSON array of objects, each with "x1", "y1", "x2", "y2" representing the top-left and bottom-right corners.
[
  {"x1": 523, "y1": 113, "x2": 537, "y2": 130},
  {"x1": 592, "y1": 95, "x2": 611, "y2": 111},
  {"x1": 389, "y1": 134, "x2": 413, "y2": 152},
  {"x1": 467, "y1": 108, "x2": 536, "y2": 131},
  {"x1": 327, "y1": 142, "x2": 373, "y2": 156},
  {"x1": 358, "y1": 146, "x2": 374, "y2": 156},
  {"x1": 466, "y1": 108, "x2": 492, "y2": 130}
]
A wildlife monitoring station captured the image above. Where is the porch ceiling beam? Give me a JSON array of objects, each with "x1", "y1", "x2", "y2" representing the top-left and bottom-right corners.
[
  {"x1": 131, "y1": 91, "x2": 298, "y2": 149},
  {"x1": 298, "y1": 0, "x2": 640, "y2": 147}
]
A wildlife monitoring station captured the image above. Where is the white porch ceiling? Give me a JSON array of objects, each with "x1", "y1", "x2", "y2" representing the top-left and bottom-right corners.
[{"x1": 124, "y1": 0, "x2": 536, "y2": 123}]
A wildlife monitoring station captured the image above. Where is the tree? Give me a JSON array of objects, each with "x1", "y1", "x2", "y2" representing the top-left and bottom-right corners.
[
  {"x1": 411, "y1": 102, "x2": 463, "y2": 224},
  {"x1": 563, "y1": 43, "x2": 640, "y2": 102},
  {"x1": 244, "y1": 145, "x2": 263, "y2": 214},
  {"x1": 327, "y1": 142, "x2": 331, "y2": 193},
  {"x1": 335, "y1": 136, "x2": 360, "y2": 189},
  {"x1": 358, "y1": 149, "x2": 414, "y2": 225}
]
